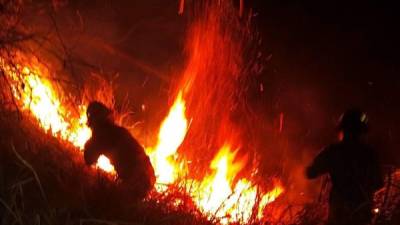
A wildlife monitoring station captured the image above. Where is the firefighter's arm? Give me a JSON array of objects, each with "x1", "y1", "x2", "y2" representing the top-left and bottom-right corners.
[
  {"x1": 306, "y1": 148, "x2": 331, "y2": 179},
  {"x1": 83, "y1": 138, "x2": 101, "y2": 165}
]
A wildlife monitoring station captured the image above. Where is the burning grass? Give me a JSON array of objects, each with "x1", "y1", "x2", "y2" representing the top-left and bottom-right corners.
[
  {"x1": 1, "y1": 1, "x2": 400, "y2": 225},
  {"x1": 0, "y1": 112, "x2": 214, "y2": 225},
  {"x1": 0, "y1": 52, "x2": 287, "y2": 224},
  {"x1": 1, "y1": 116, "x2": 398, "y2": 225},
  {"x1": 1, "y1": 0, "x2": 288, "y2": 222},
  {"x1": 3, "y1": 114, "x2": 396, "y2": 225},
  {"x1": 0, "y1": 111, "x2": 306, "y2": 225},
  {"x1": 1, "y1": 55, "x2": 399, "y2": 225},
  {"x1": 0, "y1": 54, "x2": 286, "y2": 223},
  {"x1": 0, "y1": 53, "x2": 310, "y2": 224}
]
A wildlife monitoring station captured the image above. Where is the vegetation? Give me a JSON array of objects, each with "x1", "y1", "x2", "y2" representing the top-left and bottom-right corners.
[{"x1": 1, "y1": 1, "x2": 400, "y2": 225}]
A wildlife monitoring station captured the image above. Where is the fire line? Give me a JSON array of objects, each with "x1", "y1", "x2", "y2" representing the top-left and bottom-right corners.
[{"x1": 1, "y1": 58, "x2": 284, "y2": 224}]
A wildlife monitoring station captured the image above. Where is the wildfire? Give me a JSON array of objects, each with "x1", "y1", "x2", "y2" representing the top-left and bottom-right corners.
[
  {"x1": 191, "y1": 144, "x2": 248, "y2": 222},
  {"x1": 1, "y1": 59, "x2": 284, "y2": 223},
  {"x1": 147, "y1": 91, "x2": 188, "y2": 190},
  {"x1": 1, "y1": 59, "x2": 113, "y2": 173},
  {"x1": 1, "y1": 1, "x2": 285, "y2": 223},
  {"x1": 146, "y1": 91, "x2": 284, "y2": 223},
  {"x1": 189, "y1": 144, "x2": 284, "y2": 223}
]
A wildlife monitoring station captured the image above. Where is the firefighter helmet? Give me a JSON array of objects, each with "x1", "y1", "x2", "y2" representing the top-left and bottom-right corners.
[
  {"x1": 338, "y1": 109, "x2": 368, "y2": 134},
  {"x1": 86, "y1": 101, "x2": 112, "y2": 127}
]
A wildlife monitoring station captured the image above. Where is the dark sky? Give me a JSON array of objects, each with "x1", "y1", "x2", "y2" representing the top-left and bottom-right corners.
[{"x1": 249, "y1": 0, "x2": 400, "y2": 164}]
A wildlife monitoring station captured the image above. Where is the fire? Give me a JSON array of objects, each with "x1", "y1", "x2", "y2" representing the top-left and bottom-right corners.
[
  {"x1": 142, "y1": 88, "x2": 283, "y2": 223},
  {"x1": 191, "y1": 144, "x2": 247, "y2": 222},
  {"x1": 96, "y1": 154, "x2": 116, "y2": 174},
  {"x1": 1, "y1": 59, "x2": 113, "y2": 173},
  {"x1": 2, "y1": 1, "x2": 285, "y2": 222},
  {"x1": 147, "y1": 91, "x2": 188, "y2": 190},
  {"x1": 258, "y1": 182, "x2": 285, "y2": 219},
  {"x1": 1, "y1": 59, "x2": 284, "y2": 223},
  {"x1": 188, "y1": 144, "x2": 284, "y2": 223}
]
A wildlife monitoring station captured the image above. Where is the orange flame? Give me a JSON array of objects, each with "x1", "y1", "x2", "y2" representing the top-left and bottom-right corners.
[
  {"x1": 96, "y1": 154, "x2": 116, "y2": 173},
  {"x1": 1, "y1": 59, "x2": 113, "y2": 173},
  {"x1": 188, "y1": 144, "x2": 284, "y2": 223},
  {"x1": 2, "y1": 58, "x2": 284, "y2": 223},
  {"x1": 191, "y1": 144, "x2": 247, "y2": 222},
  {"x1": 146, "y1": 91, "x2": 188, "y2": 190},
  {"x1": 258, "y1": 184, "x2": 284, "y2": 219},
  {"x1": 144, "y1": 89, "x2": 284, "y2": 223}
]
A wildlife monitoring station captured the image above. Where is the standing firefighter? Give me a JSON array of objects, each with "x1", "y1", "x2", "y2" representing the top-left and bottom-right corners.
[
  {"x1": 306, "y1": 109, "x2": 383, "y2": 225},
  {"x1": 84, "y1": 101, "x2": 155, "y2": 201}
]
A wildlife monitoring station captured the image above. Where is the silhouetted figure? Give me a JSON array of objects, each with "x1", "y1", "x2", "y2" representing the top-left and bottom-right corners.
[
  {"x1": 84, "y1": 101, "x2": 155, "y2": 201},
  {"x1": 306, "y1": 109, "x2": 383, "y2": 225}
]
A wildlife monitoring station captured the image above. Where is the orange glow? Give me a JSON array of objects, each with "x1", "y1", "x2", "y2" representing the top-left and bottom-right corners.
[
  {"x1": 96, "y1": 154, "x2": 116, "y2": 174},
  {"x1": 187, "y1": 145, "x2": 284, "y2": 224},
  {"x1": 2, "y1": 58, "x2": 284, "y2": 223},
  {"x1": 1, "y1": 58, "x2": 113, "y2": 173},
  {"x1": 144, "y1": 91, "x2": 285, "y2": 222},
  {"x1": 191, "y1": 144, "x2": 248, "y2": 223},
  {"x1": 2, "y1": 0, "x2": 286, "y2": 220},
  {"x1": 258, "y1": 182, "x2": 285, "y2": 219},
  {"x1": 146, "y1": 91, "x2": 188, "y2": 190}
]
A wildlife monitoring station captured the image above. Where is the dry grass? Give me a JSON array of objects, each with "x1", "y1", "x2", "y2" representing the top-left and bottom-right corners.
[
  {"x1": 0, "y1": 110, "x2": 327, "y2": 225},
  {"x1": 0, "y1": 105, "x2": 327, "y2": 225},
  {"x1": 1, "y1": 2, "x2": 399, "y2": 225},
  {"x1": 1, "y1": 52, "x2": 399, "y2": 225},
  {"x1": 1, "y1": 47, "x2": 398, "y2": 225},
  {"x1": 0, "y1": 111, "x2": 215, "y2": 225}
]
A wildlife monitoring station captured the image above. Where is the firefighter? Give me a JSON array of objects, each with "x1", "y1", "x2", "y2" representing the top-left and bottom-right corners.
[
  {"x1": 84, "y1": 101, "x2": 155, "y2": 201},
  {"x1": 306, "y1": 109, "x2": 383, "y2": 225}
]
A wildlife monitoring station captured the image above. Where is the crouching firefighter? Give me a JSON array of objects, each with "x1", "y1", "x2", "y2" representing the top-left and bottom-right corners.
[
  {"x1": 306, "y1": 109, "x2": 384, "y2": 225},
  {"x1": 83, "y1": 101, "x2": 155, "y2": 201}
]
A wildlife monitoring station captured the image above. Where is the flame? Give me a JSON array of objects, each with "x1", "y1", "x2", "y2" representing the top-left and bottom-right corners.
[
  {"x1": 191, "y1": 144, "x2": 246, "y2": 223},
  {"x1": 258, "y1": 182, "x2": 285, "y2": 219},
  {"x1": 188, "y1": 144, "x2": 284, "y2": 224},
  {"x1": 192, "y1": 145, "x2": 245, "y2": 215},
  {"x1": 1, "y1": 59, "x2": 113, "y2": 173},
  {"x1": 147, "y1": 91, "x2": 188, "y2": 190},
  {"x1": 1, "y1": 58, "x2": 284, "y2": 223},
  {"x1": 96, "y1": 154, "x2": 116, "y2": 174},
  {"x1": 143, "y1": 91, "x2": 284, "y2": 222},
  {"x1": 2, "y1": 0, "x2": 286, "y2": 217}
]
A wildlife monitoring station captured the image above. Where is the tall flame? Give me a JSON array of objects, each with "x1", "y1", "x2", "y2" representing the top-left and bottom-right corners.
[
  {"x1": 143, "y1": 88, "x2": 284, "y2": 223},
  {"x1": 147, "y1": 91, "x2": 188, "y2": 190}
]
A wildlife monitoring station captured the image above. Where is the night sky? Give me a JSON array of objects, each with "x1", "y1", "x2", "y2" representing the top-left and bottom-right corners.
[{"x1": 251, "y1": 0, "x2": 399, "y2": 165}]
